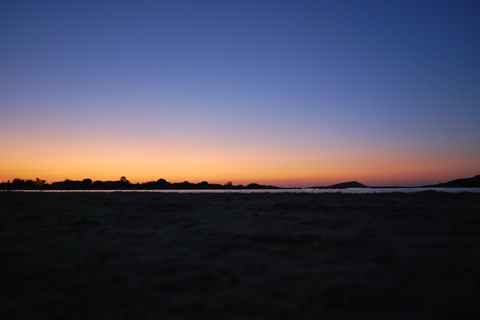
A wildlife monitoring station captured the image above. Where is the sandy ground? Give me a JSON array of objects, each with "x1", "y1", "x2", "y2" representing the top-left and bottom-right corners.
[{"x1": 1, "y1": 191, "x2": 480, "y2": 319}]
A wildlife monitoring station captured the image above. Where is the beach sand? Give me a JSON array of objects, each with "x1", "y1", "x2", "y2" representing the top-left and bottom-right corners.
[{"x1": 1, "y1": 191, "x2": 480, "y2": 319}]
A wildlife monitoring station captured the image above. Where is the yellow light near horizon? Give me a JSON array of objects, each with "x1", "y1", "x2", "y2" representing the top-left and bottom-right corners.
[
  {"x1": 1, "y1": 157, "x2": 477, "y2": 187},
  {"x1": 1, "y1": 127, "x2": 478, "y2": 186}
]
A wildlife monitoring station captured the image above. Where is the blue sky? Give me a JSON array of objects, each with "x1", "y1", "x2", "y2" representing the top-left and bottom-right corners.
[{"x1": 1, "y1": 0, "x2": 479, "y2": 186}]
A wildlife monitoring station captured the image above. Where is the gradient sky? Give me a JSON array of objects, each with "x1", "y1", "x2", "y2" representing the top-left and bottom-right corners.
[{"x1": 1, "y1": 0, "x2": 479, "y2": 187}]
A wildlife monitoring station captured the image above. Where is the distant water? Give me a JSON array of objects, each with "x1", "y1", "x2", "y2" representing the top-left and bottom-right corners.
[{"x1": 8, "y1": 188, "x2": 480, "y2": 193}]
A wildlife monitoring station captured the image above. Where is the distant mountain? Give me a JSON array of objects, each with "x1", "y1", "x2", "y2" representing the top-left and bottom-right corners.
[
  {"x1": 313, "y1": 181, "x2": 367, "y2": 189},
  {"x1": 328, "y1": 181, "x2": 367, "y2": 188},
  {"x1": 424, "y1": 175, "x2": 480, "y2": 188}
]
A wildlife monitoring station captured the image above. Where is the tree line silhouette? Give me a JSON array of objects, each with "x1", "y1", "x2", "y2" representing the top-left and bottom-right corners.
[{"x1": 0, "y1": 177, "x2": 280, "y2": 190}]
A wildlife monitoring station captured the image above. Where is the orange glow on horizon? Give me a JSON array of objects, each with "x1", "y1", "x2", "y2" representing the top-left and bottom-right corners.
[
  {"x1": 1, "y1": 146, "x2": 478, "y2": 187},
  {"x1": 1, "y1": 122, "x2": 478, "y2": 187}
]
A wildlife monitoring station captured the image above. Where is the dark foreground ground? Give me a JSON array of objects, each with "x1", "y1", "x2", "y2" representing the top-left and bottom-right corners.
[{"x1": 1, "y1": 191, "x2": 480, "y2": 319}]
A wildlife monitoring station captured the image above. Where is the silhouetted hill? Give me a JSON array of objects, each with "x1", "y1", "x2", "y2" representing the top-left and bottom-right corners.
[
  {"x1": 423, "y1": 175, "x2": 480, "y2": 188},
  {"x1": 312, "y1": 181, "x2": 367, "y2": 189},
  {"x1": 328, "y1": 181, "x2": 367, "y2": 188}
]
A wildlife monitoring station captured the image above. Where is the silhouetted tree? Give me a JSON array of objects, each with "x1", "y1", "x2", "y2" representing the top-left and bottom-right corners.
[
  {"x1": 0, "y1": 180, "x2": 12, "y2": 191},
  {"x1": 24, "y1": 179, "x2": 35, "y2": 189},
  {"x1": 81, "y1": 179, "x2": 93, "y2": 189},
  {"x1": 12, "y1": 178, "x2": 24, "y2": 186},
  {"x1": 35, "y1": 178, "x2": 46, "y2": 187},
  {"x1": 120, "y1": 176, "x2": 129, "y2": 183}
]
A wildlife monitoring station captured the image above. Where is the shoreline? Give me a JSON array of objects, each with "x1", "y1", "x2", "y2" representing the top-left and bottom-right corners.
[{"x1": 2, "y1": 187, "x2": 480, "y2": 194}]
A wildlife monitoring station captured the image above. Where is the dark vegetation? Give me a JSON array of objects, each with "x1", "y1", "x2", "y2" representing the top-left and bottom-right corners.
[{"x1": 0, "y1": 177, "x2": 280, "y2": 190}]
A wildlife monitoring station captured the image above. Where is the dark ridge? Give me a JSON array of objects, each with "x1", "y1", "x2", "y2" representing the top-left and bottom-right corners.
[
  {"x1": 423, "y1": 174, "x2": 480, "y2": 188},
  {"x1": 313, "y1": 181, "x2": 367, "y2": 189}
]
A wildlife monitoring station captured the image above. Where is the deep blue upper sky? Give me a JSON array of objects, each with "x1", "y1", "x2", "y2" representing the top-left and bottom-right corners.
[{"x1": 1, "y1": 0, "x2": 479, "y2": 186}]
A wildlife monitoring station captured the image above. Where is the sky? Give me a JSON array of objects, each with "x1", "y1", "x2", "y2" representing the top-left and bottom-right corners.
[{"x1": 1, "y1": 0, "x2": 479, "y2": 187}]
